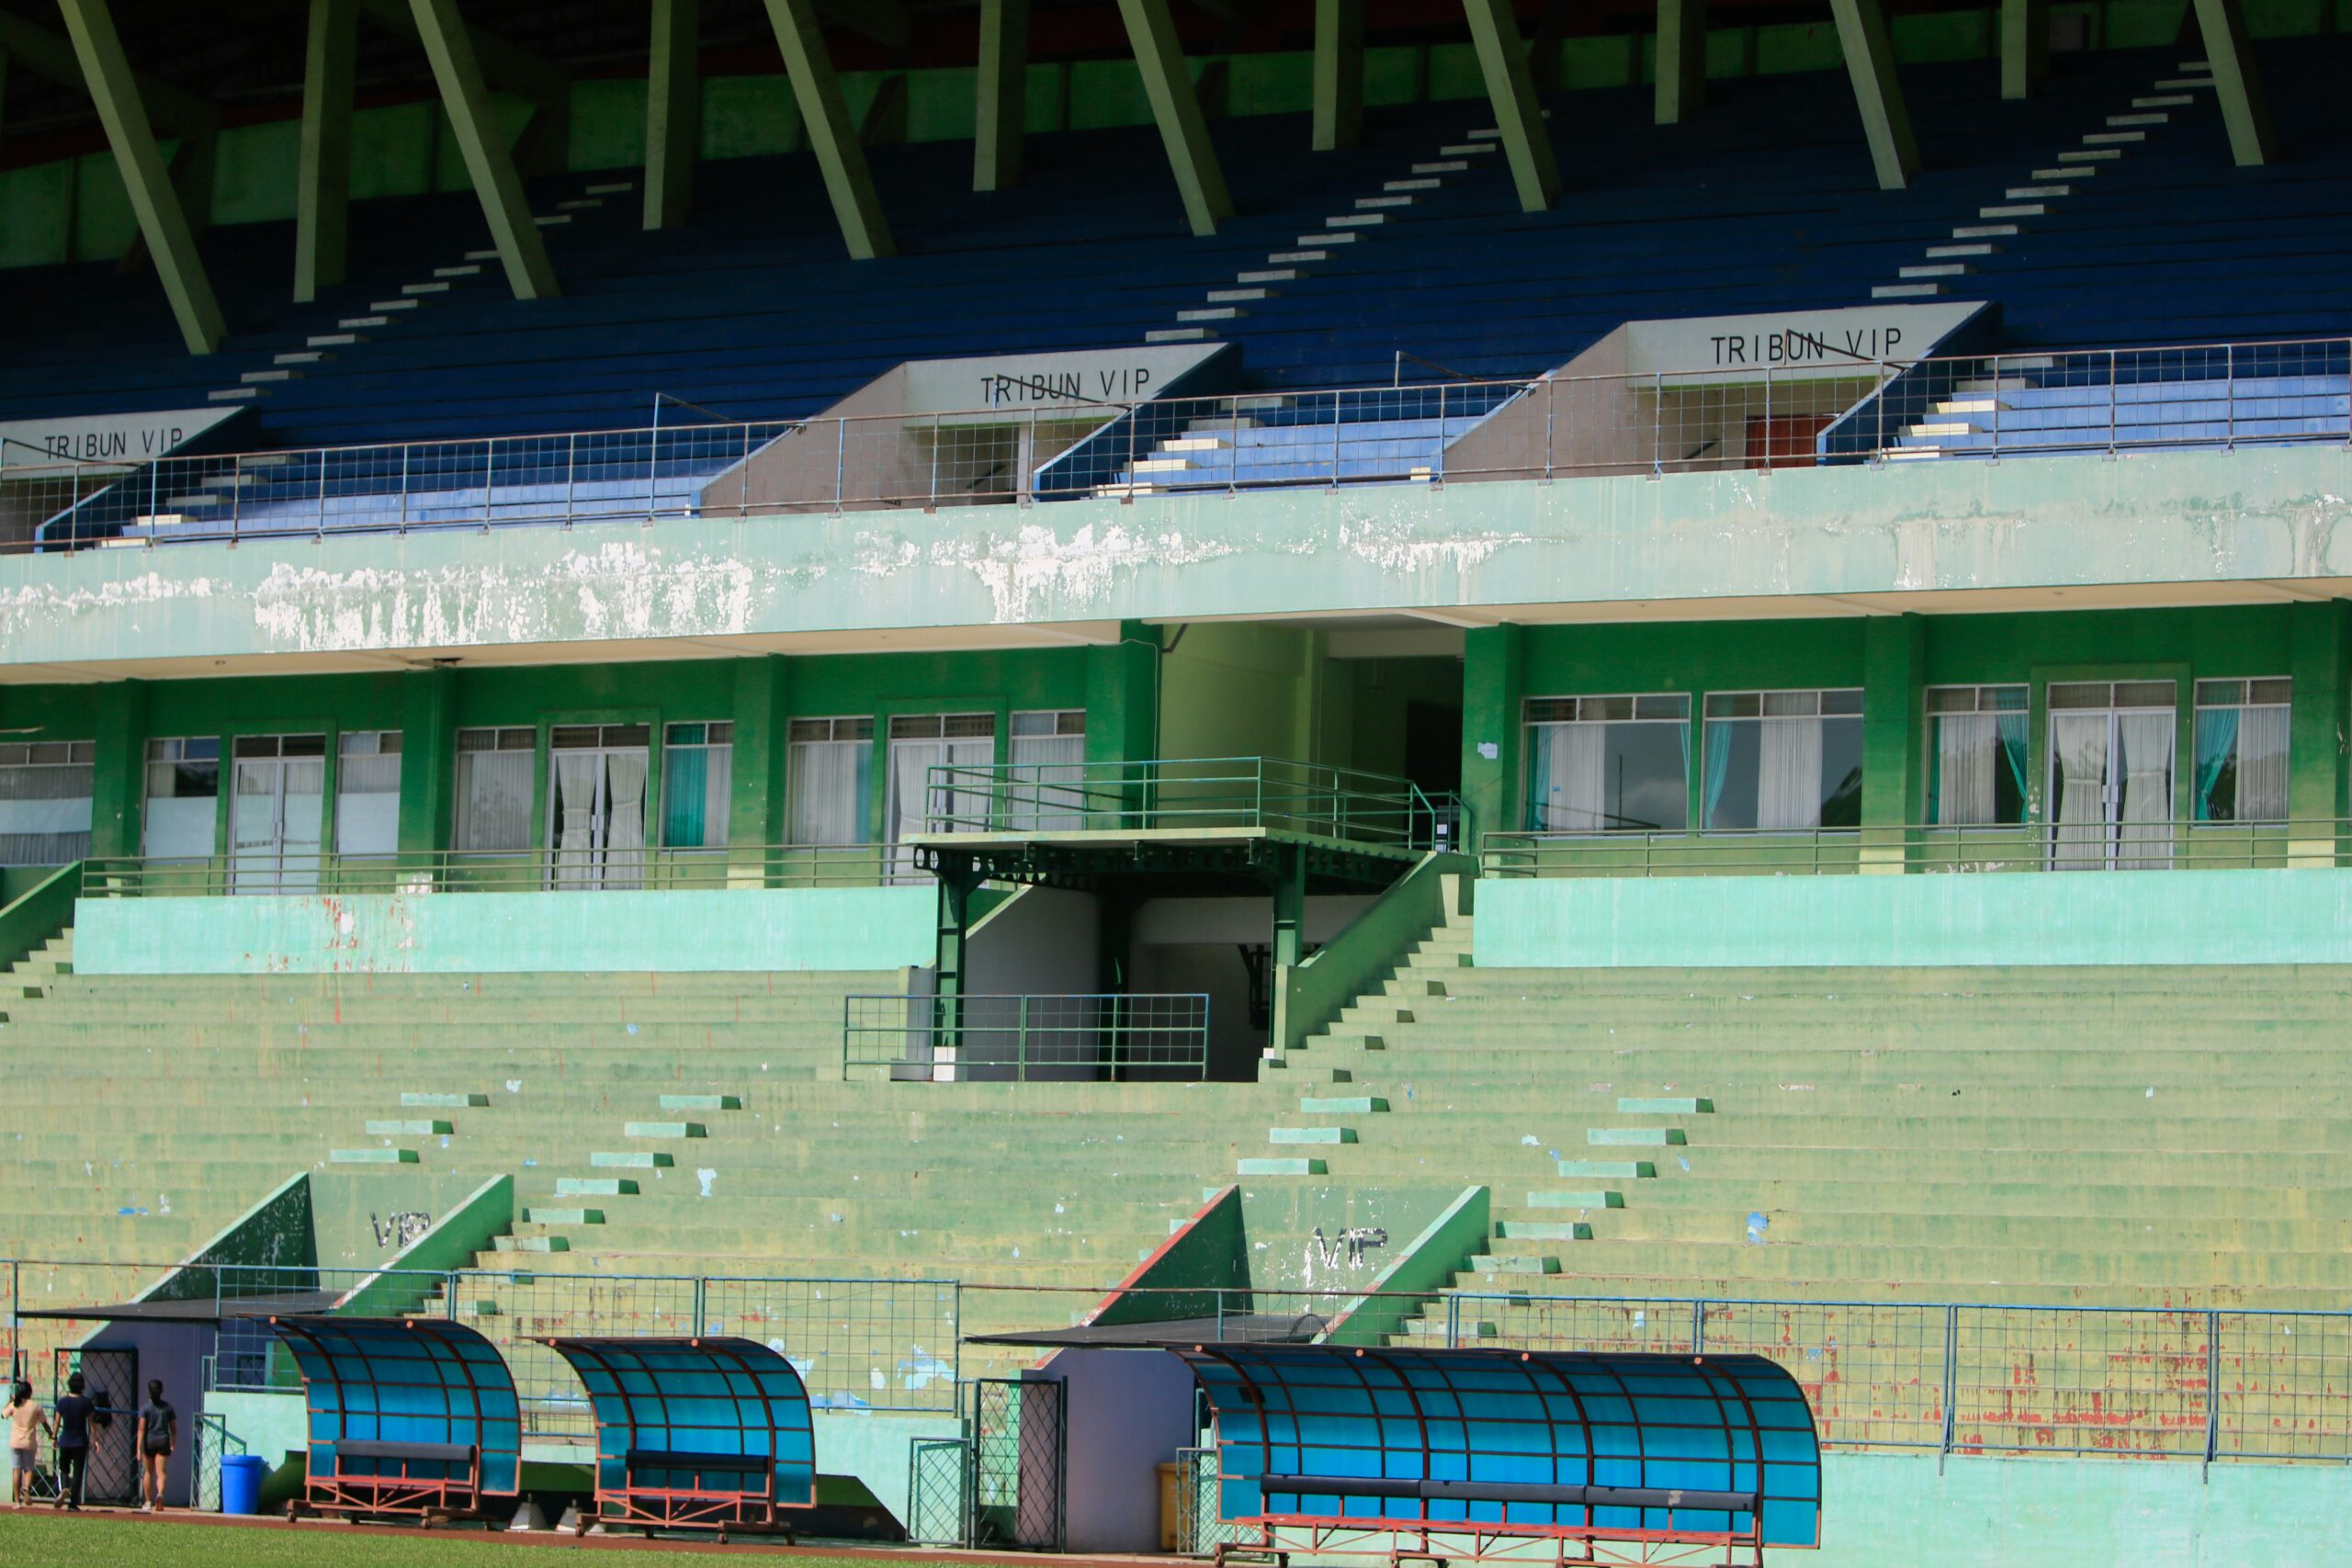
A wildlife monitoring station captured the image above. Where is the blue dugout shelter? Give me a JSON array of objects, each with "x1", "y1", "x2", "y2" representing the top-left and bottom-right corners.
[
  {"x1": 538, "y1": 1336, "x2": 816, "y2": 1538},
  {"x1": 270, "y1": 1315, "x2": 522, "y2": 1521}
]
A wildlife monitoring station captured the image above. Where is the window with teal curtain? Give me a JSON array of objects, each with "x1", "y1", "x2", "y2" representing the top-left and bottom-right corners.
[
  {"x1": 2192, "y1": 708, "x2": 2238, "y2": 822},
  {"x1": 1926, "y1": 686, "x2": 2028, "y2": 826},
  {"x1": 2194, "y1": 679, "x2": 2290, "y2": 822},
  {"x1": 662, "y1": 722, "x2": 733, "y2": 849}
]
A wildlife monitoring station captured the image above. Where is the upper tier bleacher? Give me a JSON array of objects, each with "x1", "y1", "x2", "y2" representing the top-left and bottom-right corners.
[{"x1": 6, "y1": 37, "x2": 2352, "y2": 460}]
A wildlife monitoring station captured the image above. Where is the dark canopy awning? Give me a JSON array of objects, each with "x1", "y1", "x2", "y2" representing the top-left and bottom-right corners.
[
  {"x1": 16, "y1": 1291, "x2": 338, "y2": 1323},
  {"x1": 963, "y1": 1313, "x2": 1329, "y2": 1349}
]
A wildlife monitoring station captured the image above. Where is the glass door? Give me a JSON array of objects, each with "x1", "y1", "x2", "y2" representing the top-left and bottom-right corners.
[
  {"x1": 2047, "y1": 682, "x2": 2177, "y2": 870},
  {"x1": 231, "y1": 734, "x2": 326, "y2": 892},
  {"x1": 887, "y1": 714, "x2": 996, "y2": 877},
  {"x1": 547, "y1": 724, "x2": 650, "y2": 889}
]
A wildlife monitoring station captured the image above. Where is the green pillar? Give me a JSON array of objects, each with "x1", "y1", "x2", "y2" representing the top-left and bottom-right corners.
[
  {"x1": 408, "y1": 0, "x2": 561, "y2": 299},
  {"x1": 729, "y1": 654, "x2": 791, "y2": 879},
  {"x1": 1827, "y1": 0, "x2": 1919, "y2": 189},
  {"x1": 1460, "y1": 623, "x2": 1524, "y2": 841},
  {"x1": 2288, "y1": 599, "x2": 2347, "y2": 863},
  {"x1": 396, "y1": 667, "x2": 455, "y2": 857},
  {"x1": 1999, "y1": 0, "x2": 2047, "y2": 99},
  {"x1": 86, "y1": 682, "x2": 146, "y2": 860},
  {"x1": 1312, "y1": 0, "x2": 1363, "y2": 151},
  {"x1": 1270, "y1": 842, "x2": 1306, "y2": 970},
  {"x1": 1115, "y1": 0, "x2": 1234, "y2": 237},
  {"x1": 1462, "y1": 0, "x2": 1560, "y2": 213},
  {"x1": 974, "y1": 0, "x2": 1027, "y2": 190},
  {"x1": 2188, "y1": 0, "x2": 2277, "y2": 166},
  {"x1": 1656, "y1": 0, "x2": 1708, "y2": 124},
  {"x1": 761, "y1": 0, "x2": 896, "y2": 259},
  {"x1": 1860, "y1": 614, "x2": 1925, "y2": 872},
  {"x1": 1085, "y1": 623, "x2": 1161, "y2": 766},
  {"x1": 644, "y1": 0, "x2": 700, "y2": 228},
  {"x1": 56, "y1": 0, "x2": 225, "y2": 354},
  {"x1": 295, "y1": 0, "x2": 356, "y2": 302}
]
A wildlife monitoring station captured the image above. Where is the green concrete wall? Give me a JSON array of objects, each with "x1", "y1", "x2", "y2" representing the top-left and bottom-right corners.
[
  {"x1": 73, "y1": 886, "x2": 937, "y2": 975},
  {"x1": 1475, "y1": 867, "x2": 2352, "y2": 968},
  {"x1": 12, "y1": 451, "x2": 2352, "y2": 679},
  {"x1": 1807, "y1": 1450, "x2": 2352, "y2": 1567}
]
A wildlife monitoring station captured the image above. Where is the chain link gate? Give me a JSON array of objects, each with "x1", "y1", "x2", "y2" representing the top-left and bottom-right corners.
[
  {"x1": 970, "y1": 1377, "x2": 1065, "y2": 1551},
  {"x1": 74, "y1": 1348, "x2": 139, "y2": 1506},
  {"x1": 907, "y1": 1436, "x2": 971, "y2": 1544}
]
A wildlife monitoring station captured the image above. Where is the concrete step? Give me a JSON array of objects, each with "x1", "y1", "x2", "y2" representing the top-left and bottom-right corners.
[
  {"x1": 1558, "y1": 1159, "x2": 1656, "y2": 1179},
  {"x1": 1238, "y1": 1156, "x2": 1327, "y2": 1176},
  {"x1": 1269, "y1": 1127, "x2": 1356, "y2": 1145},
  {"x1": 330, "y1": 1147, "x2": 417, "y2": 1165}
]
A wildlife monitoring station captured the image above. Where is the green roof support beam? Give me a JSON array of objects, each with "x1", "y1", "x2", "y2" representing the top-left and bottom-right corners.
[
  {"x1": 407, "y1": 0, "x2": 560, "y2": 299},
  {"x1": 974, "y1": 0, "x2": 1027, "y2": 191},
  {"x1": 359, "y1": 0, "x2": 569, "y2": 173},
  {"x1": 643, "y1": 0, "x2": 699, "y2": 228},
  {"x1": 1999, "y1": 0, "x2": 2047, "y2": 98},
  {"x1": 295, "y1": 0, "x2": 356, "y2": 303},
  {"x1": 1115, "y1": 0, "x2": 1233, "y2": 236},
  {"x1": 1828, "y1": 0, "x2": 1918, "y2": 189},
  {"x1": 1312, "y1": 0, "x2": 1364, "y2": 151},
  {"x1": 2188, "y1": 0, "x2": 2278, "y2": 165},
  {"x1": 760, "y1": 0, "x2": 895, "y2": 259},
  {"x1": 54, "y1": 0, "x2": 224, "y2": 355},
  {"x1": 1463, "y1": 0, "x2": 1560, "y2": 211},
  {"x1": 1657, "y1": 0, "x2": 1709, "y2": 123}
]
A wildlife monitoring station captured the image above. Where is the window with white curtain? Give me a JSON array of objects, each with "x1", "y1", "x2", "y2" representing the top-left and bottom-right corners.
[
  {"x1": 335, "y1": 731, "x2": 401, "y2": 858},
  {"x1": 144, "y1": 736, "x2": 220, "y2": 860},
  {"x1": 1009, "y1": 709, "x2": 1086, "y2": 831},
  {"x1": 453, "y1": 728, "x2": 535, "y2": 852},
  {"x1": 888, "y1": 714, "x2": 996, "y2": 844},
  {"x1": 662, "y1": 722, "x2": 733, "y2": 850},
  {"x1": 1521, "y1": 695, "x2": 1690, "y2": 834},
  {"x1": 1926, "y1": 686, "x2": 2028, "y2": 827},
  {"x1": 548, "y1": 724, "x2": 650, "y2": 889},
  {"x1": 787, "y1": 717, "x2": 873, "y2": 845},
  {"x1": 0, "y1": 741, "x2": 95, "y2": 867},
  {"x1": 2194, "y1": 678, "x2": 2290, "y2": 823},
  {"x1": 1702, "y1": 689, "x2": 1863, "y2": 831}
]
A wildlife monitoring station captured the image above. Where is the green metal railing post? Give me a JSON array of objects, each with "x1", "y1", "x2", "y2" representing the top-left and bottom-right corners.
[
  {"x1": 2204, "y1": 1308, "x2": 2222, "y2": 1476},
  {"x1": 1939, "y1": 1303, "x2": 1960, "y2": 1472},
  {"x1": 1015, "y1": 994, "x2": 1029, "y2": 1082}
]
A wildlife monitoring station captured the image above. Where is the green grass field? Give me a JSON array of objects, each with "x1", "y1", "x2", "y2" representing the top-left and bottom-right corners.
[{"x1": 0, "y1": 1511, "x2": 890, "y2": 1565}]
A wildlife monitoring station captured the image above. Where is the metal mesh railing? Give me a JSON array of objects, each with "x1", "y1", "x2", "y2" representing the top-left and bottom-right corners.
[
  {"x1": 79, "y1": 843, "x2": 900, "y2": 897},
  {"x1": 1480, "y1": 818, "x2": 2352, "y2": 877},
  {"x1": 6, "y1": 335, "x2": 2343, "y2": 553},
  {"x1": 842, "y1": 992, "x2": 1211, "y2": 1082}
]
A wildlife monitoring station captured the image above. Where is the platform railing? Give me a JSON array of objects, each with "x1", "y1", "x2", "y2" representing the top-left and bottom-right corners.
[
  {"x1": 12, "y1": 1262, "x2": 2352, "y2": 1469},
  {"x1": 6, "y1": 334, "x2": 2347, "y2": 553},
  {"x1": 922, "y1": 755, "x2": 1457, "y2": 852},
  {"x1": 78, "y1": 842, "x2": 901, "y2": 897},
  {"x1": 842, "y1": 991, "x2": 1211, "y2": 1082},
  {"x1": 1478, "y1": 818, "x2": 2352, "y2": 876}
]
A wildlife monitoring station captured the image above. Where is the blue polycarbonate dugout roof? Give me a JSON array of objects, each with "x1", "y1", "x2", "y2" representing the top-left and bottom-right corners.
[
  {"x1": 538, "y1": 1337, "x2": 817, "y2": 1506},
  {"x1": 1179, "y1": 1345, "x2": 1820, "y2": 1551},
  {"x1": 271, "y1": 1316, "x2": 523, "y2": 1495}
]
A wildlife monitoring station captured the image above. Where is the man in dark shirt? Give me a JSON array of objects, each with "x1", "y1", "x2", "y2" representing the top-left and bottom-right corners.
[{"x1": 51, "y1": 1372, "x2": 96, "y2": 1510}]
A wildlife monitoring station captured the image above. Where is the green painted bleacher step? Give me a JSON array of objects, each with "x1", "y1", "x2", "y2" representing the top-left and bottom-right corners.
[
  {"x1": 623, "y1": 1122, "x2": 706, "y2": 1138},
  {"x1": 1589, "y1": 1128, "x2": 1687, "y2": 1146},
  {"x1": 591, "y1": 1150, "x2": 673, "y2": 1168},
  {"x1": 1300, "y1": 1097, "x2": 1387, "y2": 1113},
  {"x1": 1529, "y1": 1190, "x2": 1624, "y2": 1209},
  {"x1": 1497, "y1": 1221, "x2": 1593, "y2": 1241},
  {"x1": 365, "y1": 1120, "x2": 454, "y2": 1135},
  {"x1": 493, "y1": 1235, "x2": 570, "y2": 1254},
  {"x1": 331, "y1": 1148, "x2": 417, "y2": 1165},
  {"x1": 1270, "y1": 1127, "x2": 1355, "y2": 1145},
  {"x1": 1238, "y1": 1157, "x2": 1327, "y2": 1176},
  {"x1": 1467, "y1": 1254, "x2": 1560, "y2": 1275},
  {"x1": 401, "y1": 1092, "x2": 489, "y2": 1109},
  {"x1": 524, "y1": 1208, "x2": 605, "y2": 1225},
  {"x1": 1558, "y1": 1158, "x2": 1656, "y2": 1179},
  {"x1": 1619, "y1": 1098, "x2": 1712, "y2": 1115},
  {"x1": 556, "y1": 1177, "x2": 639, "y2": 1197},
  {"x1": 659, "y1": 1095, "x2": 741, "y2": 1111}
]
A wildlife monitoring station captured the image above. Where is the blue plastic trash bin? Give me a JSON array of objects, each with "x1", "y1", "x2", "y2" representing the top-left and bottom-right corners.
[{"x1": 220, "y1": 1454, "x2": 266, "y2": 1516}]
